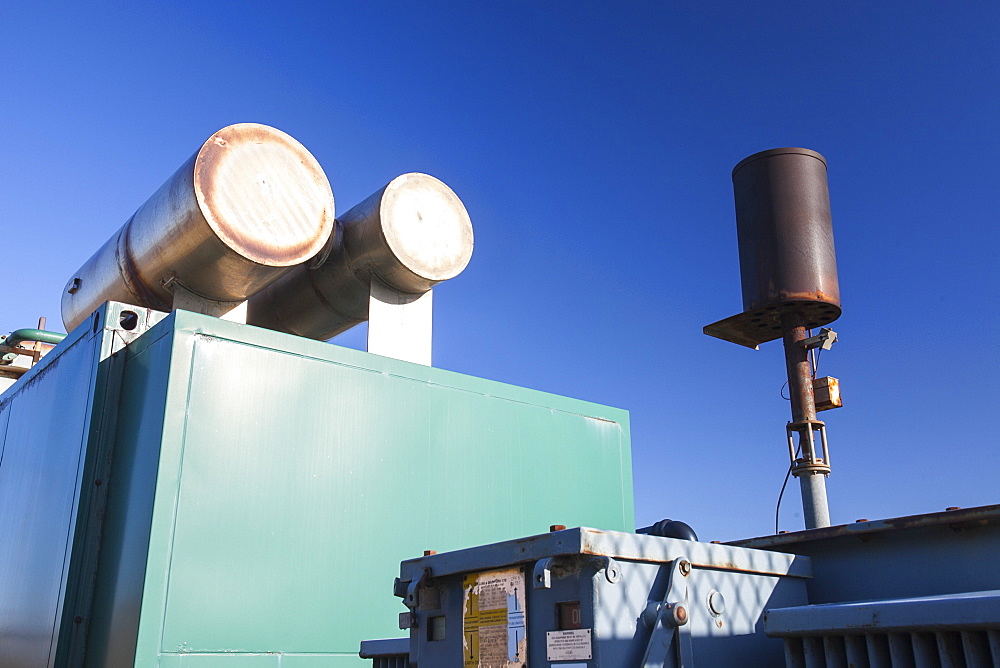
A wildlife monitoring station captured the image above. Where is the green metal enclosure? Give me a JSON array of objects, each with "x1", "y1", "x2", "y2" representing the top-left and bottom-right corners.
[{"x1": 0, "y1": 302, "x2": 634, "y2": 666}]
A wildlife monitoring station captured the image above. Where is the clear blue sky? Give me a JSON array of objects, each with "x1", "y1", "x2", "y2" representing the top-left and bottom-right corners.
[{"x1": 2, "y1": 2, "x2": 997, "y2": 540}]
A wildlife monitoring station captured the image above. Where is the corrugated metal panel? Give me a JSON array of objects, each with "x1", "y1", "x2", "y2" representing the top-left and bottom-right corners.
[
  {"x1": 782, "y1": 629, "x2": 1000, "y2": 667},
  {"x1": 767, "y1": 591, "x2": 1000, "y2": 667}
]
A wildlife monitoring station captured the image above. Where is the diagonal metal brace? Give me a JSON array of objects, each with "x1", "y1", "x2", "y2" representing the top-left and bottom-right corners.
[{"x1": 640, "y1": 556, "x2": 695, "y2": 667}]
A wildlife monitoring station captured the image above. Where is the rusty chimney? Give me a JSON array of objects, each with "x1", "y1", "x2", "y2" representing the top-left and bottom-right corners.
[{"x1": 705, "y1": 147, "x2": 842, "y2": 530}]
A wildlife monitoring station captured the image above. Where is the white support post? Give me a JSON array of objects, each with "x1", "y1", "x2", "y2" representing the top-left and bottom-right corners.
[
  {"x1": 367, "y1": 276, "x2": 432, "y2": 366},
  {"x1": 170, "y1": 283, "x2": 248, "y2": 324}
]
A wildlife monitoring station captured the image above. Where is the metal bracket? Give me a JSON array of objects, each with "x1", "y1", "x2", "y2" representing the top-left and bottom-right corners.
[
  {"x1": 99, "y1": 303, "x2": 168, "y2": 360},
  {"x1": 594, "y1": 556, "x2": 622, "y2": 584},
  {"x1": 801, "y1": 327, "x2": 837, "y2": 351},
  {"x1": 533, "y1": 557, "x2": 554, "y2": 589},
  {"x1": 166, "y1": 279, "x2": 247, "y2": 324},
  {"x1": 398, "y1": 611, "x2": 416, "y2": 630},
  {"x1": 404, "y1": 567, "x2": 432, "y2": 609},
  {"x1": 400, "y1": 567, "x2": 431, "y2": 665},
  {"x1": 641, "y1": 556, "x2": 694, "y2": 667}
]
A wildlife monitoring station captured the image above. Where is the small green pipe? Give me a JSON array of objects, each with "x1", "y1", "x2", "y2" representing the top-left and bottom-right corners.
[
  {"x1": 0, "y1": 329, "x2": 67, "y2": 363},
  {"x1": 2, "y1": 328, "x2": 66, "y2": 348}
]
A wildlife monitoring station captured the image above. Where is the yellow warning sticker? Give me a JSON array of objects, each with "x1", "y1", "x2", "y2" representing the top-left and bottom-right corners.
[{"x1": 462, "y1": 567, "x2": 527, "y2": 668}]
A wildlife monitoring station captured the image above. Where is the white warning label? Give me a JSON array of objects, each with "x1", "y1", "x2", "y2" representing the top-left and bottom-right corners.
[{"x1": 546, "y1": 628, "x2": 592, "y2": 661}]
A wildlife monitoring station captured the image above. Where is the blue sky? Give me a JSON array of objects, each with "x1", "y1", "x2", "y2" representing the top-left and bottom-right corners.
[{"x1": 2, "y1": 2, "x2": 997, "y2": 540}]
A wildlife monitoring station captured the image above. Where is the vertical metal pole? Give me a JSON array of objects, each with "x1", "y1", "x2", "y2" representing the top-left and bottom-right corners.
[{"x1": 781, "y1": 310, "x2": 831, "y2": 529}]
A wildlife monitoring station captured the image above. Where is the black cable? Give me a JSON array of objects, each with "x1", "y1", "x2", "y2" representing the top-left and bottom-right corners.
[
  {"x1": 775, "y1": 444, "x2": 801, "y2": 534},
  {"x1": 775, "y1": 465, "x2": 792, "y2": 535}
]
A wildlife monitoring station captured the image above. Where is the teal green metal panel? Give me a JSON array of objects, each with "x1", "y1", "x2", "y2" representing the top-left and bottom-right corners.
[
  {"x1": 0, "y1": 303, "x2": 167, "y2": 667},
  {"x1": 0, "y1": 329, "x2": 101, "y2": 666},
  {"x1": 87, "y1": 324, "x2": 177, "y2": 667},
  {"x1": 103, "y1": 310, "x2": 633, "y2": 665}
]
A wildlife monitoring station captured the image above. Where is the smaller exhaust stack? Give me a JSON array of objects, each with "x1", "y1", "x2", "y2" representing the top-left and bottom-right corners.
[
  {"x1": 705, "y1": 148, "x2": 842, "y2": 531},
  {"x1": 61, "y1": 123, "x2": 336, "y2": 332},
  {"x1": 247, "y1": 172, "x2": 474, "y2": 342}
]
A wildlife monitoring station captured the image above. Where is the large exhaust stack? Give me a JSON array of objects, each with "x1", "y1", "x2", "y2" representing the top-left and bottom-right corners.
[
  {"x1": 705, "y1": 147, "x2": 842, "y2": 530},
  {"x1": 61, "y1": 123, "x2": 337, "y2": 332}
]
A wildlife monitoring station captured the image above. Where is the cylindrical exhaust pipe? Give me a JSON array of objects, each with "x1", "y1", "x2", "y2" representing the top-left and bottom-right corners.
[
  {"x1": 732, "y1": 147, "x2": 840, "y2": 316},
  {"x1": 247, "y1": 172, "x2": 473, "y2": 341},
  {"x1": 61, "y1": 123, "x2": 336, "y2": 332}
]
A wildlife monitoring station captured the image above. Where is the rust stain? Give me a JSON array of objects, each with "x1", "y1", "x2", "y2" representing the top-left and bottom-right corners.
[{"x1": 195, "y1": 124, "x2": 334, "y2": 266}]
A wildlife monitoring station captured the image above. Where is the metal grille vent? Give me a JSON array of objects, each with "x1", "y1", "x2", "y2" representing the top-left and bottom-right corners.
[
  {"x1": 782, "y1": 629, "x2": 1000, "y2": 667},
  {"x1": 360, "y1": 638, "x2": 410, "y2": 667},
  {"x1": 371, "y1": 656, "x2": 409, "y2": 668},
  {"x1": 766, "y1": 590, "x2": 1000, "y2": 668}
]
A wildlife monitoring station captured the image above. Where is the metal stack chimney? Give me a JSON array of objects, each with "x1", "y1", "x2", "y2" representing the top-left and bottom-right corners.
[{"x1": 705, "y1": 147, "x2": 842, "y2": 530}]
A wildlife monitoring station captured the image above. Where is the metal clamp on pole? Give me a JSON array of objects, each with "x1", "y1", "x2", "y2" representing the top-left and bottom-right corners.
[{"x1": 786, "y1": 419, "x2": 831, "y2": 476}]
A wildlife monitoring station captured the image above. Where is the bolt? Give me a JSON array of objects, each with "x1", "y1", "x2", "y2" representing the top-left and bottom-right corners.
[
  {"x1": 672, "y1": 605, "x2": 688, "y2": 626},
  {"x1": 946, "y1": 507, "x2": 961, "y2": 511},
  {"x1": 678, "y1": 560, "x2": 691, "y2": 576},
  {"x1": 855, "y1": 518, "x2": 868, "y2": 523},
  {"x1": 550, "y1": 524, "x2": 566, "y2": 532},
  {"x1": 423, "y1": 550, "x2": 436, "y2": 556}
]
